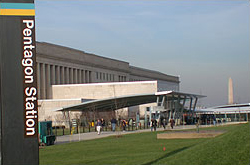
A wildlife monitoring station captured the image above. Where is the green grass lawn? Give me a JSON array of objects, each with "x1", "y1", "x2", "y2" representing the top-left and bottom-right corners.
[{"x1": 40, "y1": 123, "x2": 250, "y2": 165}]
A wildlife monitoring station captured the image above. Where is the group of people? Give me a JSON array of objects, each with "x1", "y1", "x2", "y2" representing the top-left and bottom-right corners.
[
  {"x1": 150, "y1": 118, "x2": 175, "y2": 131},
  {"x1": 96, "y1": 117, "x2": 177, "y2": 134},
  {"x1": 96, "y1": 118, "x2": 129, "y2": 134},
  {"x1": 150, "y1": 119, "x2": 157, "y2": 131},
  {"x1": 111, "y1": 118, "x2": 127, "y2": 132},
  {"x1": 96, "y1": 118, "x2": 119, "y2": 135}
]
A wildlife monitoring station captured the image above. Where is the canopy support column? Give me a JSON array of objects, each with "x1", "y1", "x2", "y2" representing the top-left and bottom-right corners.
[
  {"x1": 189, "y1": 97, "x2": 193, "y2": 124},
  {"x1": 192, "y1": 97, "x2": 198, "y2": 123},
  {"x1": 181, "y1": 96, "x2": 187, "y2": 125}
]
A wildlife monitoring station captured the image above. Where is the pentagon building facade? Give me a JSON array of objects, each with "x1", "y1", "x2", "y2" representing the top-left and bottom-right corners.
[{"x1": 36, "y1": 42, "x2": 180, "y2": 100}]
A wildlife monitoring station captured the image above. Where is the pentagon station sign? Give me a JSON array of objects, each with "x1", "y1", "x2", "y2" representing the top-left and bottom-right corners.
[{"x1": 0, "y1": 0, "x2": 38, "y2": 165}]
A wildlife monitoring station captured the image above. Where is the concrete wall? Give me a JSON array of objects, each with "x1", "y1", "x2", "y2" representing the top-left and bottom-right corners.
[
  {"x1": 52, "y1": 81, "x2": 158, "y2": 100},
  {"x1": 38, "y1": 99, "x2": 82, "y2": 122}
]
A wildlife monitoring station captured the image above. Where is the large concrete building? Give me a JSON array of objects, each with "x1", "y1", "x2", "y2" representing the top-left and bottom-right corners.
[
  {"x1": 36, "y1": 42, "x2": 180, "y2": 100},
  {"x1": 36, "y1": 42, "x2": 182, "y2": 123}
]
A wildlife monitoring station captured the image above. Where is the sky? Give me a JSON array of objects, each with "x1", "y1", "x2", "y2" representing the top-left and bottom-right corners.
[{"x1": 35, "y1": 0, "x2": 250, "y2": 107}]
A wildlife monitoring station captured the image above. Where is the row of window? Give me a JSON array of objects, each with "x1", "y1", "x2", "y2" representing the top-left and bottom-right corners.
[
  {"x1": 38, "y1": 63, "x2": 92, "y2": 85},
  {"x1": 37, "y1": 63, "x2": 92, "y2": 99},
  {"x1": 118, "y1": 75, "x2": 126, "y2": 82},
  {"x1": 129, "y1": 79, "x2": 143, "y2": 81},
  {"x1": 96, "y1": 72, "x2": 115, "y2": 81},
  {"x1": 95, "y1": 72, "x2": 128, "y2": 82}
]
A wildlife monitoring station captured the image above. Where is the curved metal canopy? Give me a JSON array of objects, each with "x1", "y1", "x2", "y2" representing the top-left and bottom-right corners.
[{"x1": 56, "y1": 91, "x2": 205, "y2": 112}]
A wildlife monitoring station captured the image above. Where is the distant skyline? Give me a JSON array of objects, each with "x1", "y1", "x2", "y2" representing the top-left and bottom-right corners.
[{"x1": 35, "y1": 0, "x2": 250, "y2": 107}]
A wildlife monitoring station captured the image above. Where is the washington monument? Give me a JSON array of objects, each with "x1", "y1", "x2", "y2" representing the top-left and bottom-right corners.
[{"x1": 228, "y1": 77, "x2": 234, "y2": 104}]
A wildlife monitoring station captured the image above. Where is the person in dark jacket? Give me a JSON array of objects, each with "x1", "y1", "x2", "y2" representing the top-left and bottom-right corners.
[
  {"x1": 151, "y1": 119, "x2": 157, "y2": 131},
  {"x1": 111, "y1": 118, "x2": 117, "y2": 132},
  {"x1": 101, "y1": 118, "x2": 105, "y2": 132},
  {"x1": 170, "y1": 119, "x2": 175, "y2": 129},
  {"x1": 162, "y1": 118, "x2": 166, "y2": 129},
  {"x1": 150, "y1": 119, "x2": 153, "y2": 131}
]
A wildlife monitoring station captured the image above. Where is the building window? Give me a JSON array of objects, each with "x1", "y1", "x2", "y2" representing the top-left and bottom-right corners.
[
  {"x1": 103, "y1": 73, "x2": 105, "y2": 80},
  {"x1": 89, "y1": 71, "x2": 92, "y2": 83},
  {"x1": 96, "y1": 72, "x2": 98, "y2": 79}
]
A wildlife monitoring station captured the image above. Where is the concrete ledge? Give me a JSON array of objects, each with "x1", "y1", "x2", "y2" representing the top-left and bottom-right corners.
[{"x1": 157, "y1": 130, "x2": 226, "y2": 139}]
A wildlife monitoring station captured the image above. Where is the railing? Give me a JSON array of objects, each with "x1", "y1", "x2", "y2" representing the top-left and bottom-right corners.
[{"x1": 51, "y1": 121, "x2": 151, "y2": 136}]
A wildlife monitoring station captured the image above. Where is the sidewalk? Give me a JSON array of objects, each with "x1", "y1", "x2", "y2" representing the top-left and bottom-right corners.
[{"x1": 55, "y1": 121, "x2": 247, "y2": 144}]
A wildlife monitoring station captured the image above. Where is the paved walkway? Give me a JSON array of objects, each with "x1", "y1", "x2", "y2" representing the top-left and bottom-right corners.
[{"x1": 55, "y1": 121, "x2": 247, "y2": 144}]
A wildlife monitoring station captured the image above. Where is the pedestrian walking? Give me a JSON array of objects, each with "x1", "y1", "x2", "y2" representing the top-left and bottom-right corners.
[
  {"x1": 213, "y1": 116, "x2": 216, "y2": 126},
  {"x1": 153, "y1": 119, "x2": 157, "y2": 131},
  {"x1": 151, "y1": 119, "x2": 157, "y2": 131},
  {"x1": 162, "y1": 118, "x2": 166, "y2": 129},
  {"x1": 111, "y1": 118, "x2": 117, "y2": 132},
  {"x1": 101, "y1": 118, "x2": 105, "y2": 132},
  {"x1": 122, "y1": 119, "x2": 126, "y2": 132},
  {"x1": 150, "y1": 119, "x2": 153, "y2": 131},
  {"x1": 96, "y1": 119, "x2": 102, "y2": 135},
  {"x1": 170, "y1": 118, "x2": 175, "y2": 129}
]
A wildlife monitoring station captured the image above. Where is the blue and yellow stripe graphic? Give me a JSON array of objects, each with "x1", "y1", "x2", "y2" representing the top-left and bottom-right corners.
[{"x1": 0, "y1": 3, "x2": 35, "y2": 16}]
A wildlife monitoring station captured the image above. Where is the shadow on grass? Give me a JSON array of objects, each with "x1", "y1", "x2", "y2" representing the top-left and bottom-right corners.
[{"x1": 142, "y1": 146, "x2": 190, "y2": 165}]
